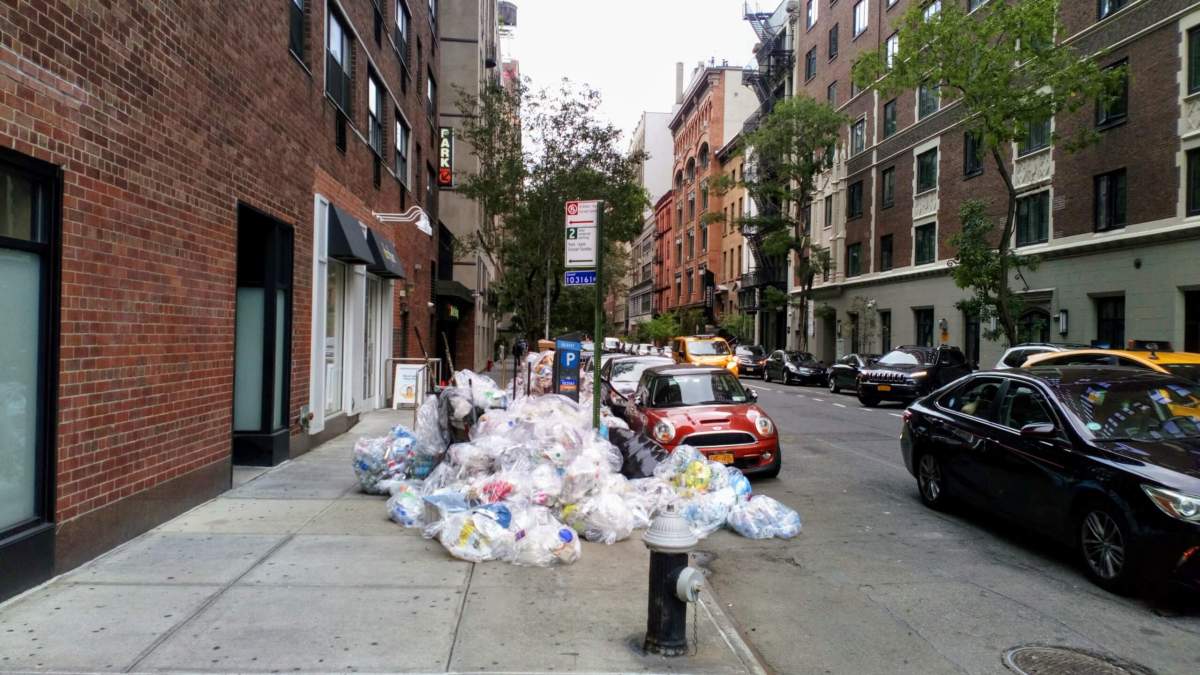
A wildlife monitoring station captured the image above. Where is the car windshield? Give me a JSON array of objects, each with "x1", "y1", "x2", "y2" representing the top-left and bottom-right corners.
[
  {"x1": 785, "y1": 351, "x2": 816, "y2": 364},
  {"x1": 1162, "y1": 363, "x2": 1200, "y2": 383},
  {"x1": 651, "y1": 372, "x2": 748, "y2": 407},
  {"x1": 736, "y1": 346, "x2": 764, "y2": 357},
  {"x1": 611, "y1": 358, "x2": 669, "y2": 383},
  {"x1": 688, "y1": 340, "x2": 729, "y2": 356},
  {"x1": 1060, "y1": 380, "x2": 1200, "y2": 441},
  {"x1": 878, "y1": 349, "x2": 932, "y2": 366}
]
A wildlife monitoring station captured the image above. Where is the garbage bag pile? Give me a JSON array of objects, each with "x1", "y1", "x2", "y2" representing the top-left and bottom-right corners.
[{"x1": 355, "y1": 370, "x2": 801, "y2": 567}]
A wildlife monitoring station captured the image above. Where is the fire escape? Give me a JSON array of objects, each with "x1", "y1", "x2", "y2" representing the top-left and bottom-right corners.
[{"x1": 738, "y1": 2, "x2": 793, "y2": 314}]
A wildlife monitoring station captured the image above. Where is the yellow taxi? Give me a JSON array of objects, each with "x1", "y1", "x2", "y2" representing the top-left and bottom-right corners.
[
  {"x1": 671, "y1": 335, "x2": 738, "y2": 376},
  {"x1": 1023, "y1": 340, "x2": 1200, "y2": 383}
]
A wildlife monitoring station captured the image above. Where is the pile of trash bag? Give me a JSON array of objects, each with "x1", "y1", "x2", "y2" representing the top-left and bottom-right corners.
[{"x1": 354, "y1": 368, "x2": 802, "y2": 567}]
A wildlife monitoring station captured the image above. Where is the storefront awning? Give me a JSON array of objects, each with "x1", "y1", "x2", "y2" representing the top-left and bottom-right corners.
[
  {"x1": 366, "y1": 229, "x2": 405, "y2": 279},
  {"x1": 436, "y1": 279, "x2": 475, "y2": 305},
  {"x1": 328, "y1": 204, "x2": 374, "y2": 264}
]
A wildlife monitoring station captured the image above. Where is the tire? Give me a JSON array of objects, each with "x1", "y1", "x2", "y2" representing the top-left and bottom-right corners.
[
  {"x1": 828, "y1": 377, "x2": 839, "y2": 393},
  {"x1": 1077, "y1": 500, "x2": 1141, "y2": 595},
  {"x1": 763, "y1": 369, "x2": 771, "y2": 383},
  {"x1": 915, "y1": 452, "x2": 949, "y2": 510},
  {"x1": 858, "y1": 393, "x2": 880, "y2": 407}
]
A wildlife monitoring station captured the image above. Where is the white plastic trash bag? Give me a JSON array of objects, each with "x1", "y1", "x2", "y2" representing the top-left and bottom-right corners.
[
  {"x1": 682, "y1": 486, "x2": 738, "y2": 539},
  {"x1": 726, "y1": 495, "x2": 802, "y2": 539}
]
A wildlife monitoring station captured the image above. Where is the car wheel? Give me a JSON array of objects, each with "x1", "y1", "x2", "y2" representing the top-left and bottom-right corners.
[
  {"x1": 763, "y1": 369, "x2": 771, "y2": 383},
  {"x1": 915, "y1": 453, "x2": 949, "y2": 510},
  {"x1": 828, "y1": 377, "x2": 839, "y2": 393},
  {"x1": 1077, "y1": 501, "x2": 1141, "y2": 595},
  {"x1": 858, "y1": 393, "x2": 879, "y2": 407}
]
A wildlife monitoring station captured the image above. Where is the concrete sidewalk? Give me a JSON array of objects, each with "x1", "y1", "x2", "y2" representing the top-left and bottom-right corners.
[{"x1": 0, "y1": 409, "x2": 765, "y2": 674}]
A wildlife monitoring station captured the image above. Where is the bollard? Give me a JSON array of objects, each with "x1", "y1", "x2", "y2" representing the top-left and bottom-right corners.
[{"x1": 642, "y1": 504, "x2": 703, "y2": 657}]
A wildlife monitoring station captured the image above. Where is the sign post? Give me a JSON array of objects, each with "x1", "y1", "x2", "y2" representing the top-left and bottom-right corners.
[
  {"x1": 563, "y1": 199, "x2": 604, "y2": 429},
  {"x1": 592, "y1": 205, "x2": 604, "y2": 430}
]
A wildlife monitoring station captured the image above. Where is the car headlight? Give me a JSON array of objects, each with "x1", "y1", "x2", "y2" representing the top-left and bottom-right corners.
[
  {"x1": 653, "y1": 420, "x2": 676, "y2": 443},
  {"x1": 910, "y1": 370, "x2": 928, "y2": 378},
  {"x1": 786, "y1": 364, "x2": 798, "y2": 372},
  {"x1": 754, "y1": 415, "x2": 774, "y2": 437},
  {"x1": 1143, "y1": 485, "x2": 1200, "y2": 522},
  {"x1": 726, "y1": 360, "x2": 738, "y2": 371}
]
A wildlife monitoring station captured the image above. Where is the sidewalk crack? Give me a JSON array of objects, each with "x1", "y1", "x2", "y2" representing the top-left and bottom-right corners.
[{"x1": 443, "y1": 562, "x2": 475, "y2": 672}]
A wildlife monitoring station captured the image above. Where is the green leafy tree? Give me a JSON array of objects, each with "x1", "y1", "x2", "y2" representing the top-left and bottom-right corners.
[
  {"x1": 642, "y1": 312, "x2": 681, "y2": 346},
  {"x1": 852, "y1": 0, "x2": 1124, "y2": 344},
  {"x1": 718, "y1": 311, "x2": 754, "y2": 344},
  {"x1": 716, "y1": 97, "x2": 845, "y2": 349}
]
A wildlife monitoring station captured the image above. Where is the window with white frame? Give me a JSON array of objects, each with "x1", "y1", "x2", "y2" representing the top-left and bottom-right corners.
[
  {"x1": 916, "y1": 148, "x2": 939, "y2": 193},
  {"x1": 806, "y1": 0, "x2": 817, "y2": 29},
  {"x1": 886, "y1": 33, "x2": 899, "y2": 69},
  {"x1": 923, "y1": 1, "x2": 941, "y2": 21},
  {"x1": 853, "y1": 1, "x2": 868, "y2": 37},
  {"x1": 851, "y1": 118, "x2": 866, "y2": 155},
  {"x1": 395, "y1": 113, "x2": 410, "y2": 183}
]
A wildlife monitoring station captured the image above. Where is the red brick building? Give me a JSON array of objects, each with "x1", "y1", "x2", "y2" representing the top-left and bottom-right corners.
[
  {"x1": 652, "y1": 191, "x2": 674, "y2": 319},
  {"x1": 0, "y1": 0, "x2": 442, "y2": 600},
  {"x1": 662, "y1": 64, "x2": 757, "y2": 321}
]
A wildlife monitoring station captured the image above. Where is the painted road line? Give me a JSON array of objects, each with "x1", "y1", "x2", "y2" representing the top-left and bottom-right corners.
[
  {"x1": 812, "y1": 398, "x2": 824, "y2": 402},
  {"x1": 833, "y1": 403, "x2": 847, "y2": 408},
  {"x1": 890, "y1": 413, "x2": 902, "y2": 417}
]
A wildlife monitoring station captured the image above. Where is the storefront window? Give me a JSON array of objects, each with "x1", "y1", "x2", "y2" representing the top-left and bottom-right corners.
[
  {"x1": 0, "y1": 248, "x2": 40, "y2": 530},
  {"x1": 325, "y1": 261, "x2": 346, "y2": 414}
]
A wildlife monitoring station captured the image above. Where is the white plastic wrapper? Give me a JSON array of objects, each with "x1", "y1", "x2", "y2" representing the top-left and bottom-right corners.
[
  {"x1": 726, "y1": 495, "x2": 802, "y2": 539},
  {"x1": 682, "y1": 486, "x2": 738, "y2": 539},
  {"x1": 386, "y1": 490, "x2": 425, "y2": 527},
  {"x1": 574, "y1": 492, "x2": 635, "y2": 544},
  {"x1": 453, "y1": 370, "x2": 510, "y2": 411},
  {"x1": 437, "y1": 504, "x2": 516, "y2": 562},
  {"x1": 509, "y1": 506, "x2": 581, "y2": 567}
]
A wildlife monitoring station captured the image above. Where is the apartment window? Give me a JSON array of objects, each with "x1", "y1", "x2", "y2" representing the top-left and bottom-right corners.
[
  {"x1": 1096, "y1": 60, "x2": 1128, "y2": 129},
  {"x1": 1095, "y1": 296, "x2": 1125, "y2": 348},
  {"x1": 699, "y1": 144, "x2": 710, "y2": 169},
  {"x1": 916, "y1": 148, "x2": 938, "y2": 193},
  {"x1": 824, "y1": 195, "x2": 833, "y2": 228},
  {"x1": 853, "y1": 0, "x2": 868, "y2": 37},
  {"x1": 851, "y1": 119, "x2": 866, "y2": 155},
  {"x1": 923, "y1": 0, "x2": 941, "y2": 20},
  {"x1": 882, "y1": 99, "x2": 896, "y2": 137},
  {"x1": 969, "y1": 0, "x2": 988, "y2": 10},
  {"x1": 325, "y1": 8, "x2": 352, "y2": 115},
  {"x1": 827, "y1": 81, "x2": 838, "y2": 106},
  {"x1": 1189, "y1": 149, "x2": 1200, "y2": 216},
  {"x1": 687, "y1": 190, "x2": 696, "y2": 222},
  {"x1": 1190, "y1": 27, "x2": 1200, "y2": 95},
  {"x1": 687, "y1": 229, "x2": 695, "y2": 258},
  {"x1": 675, "y1": 238, "x2": 682, "y2": 261},
  {"x1": 846, "y1": 243, "x2": 862, "y2": 277},
  {"x1": 425, "y1": 69, "x2": 436, "y2": 118},
  {"x1": 847, "y1": 180, "x2": 863, "y2": 219},
  {"x1": 881, "y1": 166, "x2": 895, "y2": 208},
  {"x1": 885, "y1": 33, "x2": 898, "y2": 69},
  {"x1": 1018, "y1": 117, "x2": 1051, "y2": 156},
  {"x1": 1016, "y1": 191, "x2": 1049, "y2": 246},
  {"x1": 828, "y1": 24, "x2": 839, "y2": 59},
  {"x1": 368, "y1": 74, "x2": 384, "y2": 157},
  {"x1": 675, "y1": 273, "x2": 682, "y2": 302},
  {"x1": 686, "y1": 269, "x2": 694, "y2": 297},
  {"x1": 700, "y1": 182, "x2": 709, "y2": 210},
  {"x1": 701, "y1": 222, "x2": 709, "y2": 251},
  {"x1": 801, "y1": 203, "x2": 812, "y2": 234},
  {"x1": 963, "y1": 131, "x2": 984, "y2": 177},
  {"x1": 914, "y1": 222, "x2": 936, "y2": 264},
  {"x1": 918, "y1": 82, "x2": 939, "y2": 119},
  {"x1": 289, "y1": 0, "x2": 305, "y2": 59},
  {"x1": 880, "y1": 234, "x2": 893, "y2": 271},
  {"x1": 915, "y1": 308, "x2": 935, "y2": 347},
  {"x1": 1098, "y1": 0, "x2": 1126, "y2": 21},
  {"x1": 806, "y1": 0, "x2": 818, "y2": 29},
  {"x1": 395, "y1": 0, "x2": 411, "y2": 68},
  {"x1": 1094, "y1": 169, "x2": 1127, "y2": 232},
  {"x1": 395, "y1": 114, "x2": 410, "y2": 184},
  {"x1": 805, "y1": 47, "x2": 817, "y2": 81}
]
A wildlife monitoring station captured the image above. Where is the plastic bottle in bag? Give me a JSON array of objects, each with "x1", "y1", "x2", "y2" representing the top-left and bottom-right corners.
[{"x1": 726, "y1": 495, "x2": 802, "y2": 539}]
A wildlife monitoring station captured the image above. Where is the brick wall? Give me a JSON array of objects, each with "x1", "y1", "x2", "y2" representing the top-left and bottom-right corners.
[{"x1": 1, "y1": 0, "x2": 437, "y2": 528}]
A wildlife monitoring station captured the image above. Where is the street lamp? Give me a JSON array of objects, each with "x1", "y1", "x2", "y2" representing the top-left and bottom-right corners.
[{"x1": 1058, "y1": 309, "x2": 1069, "y2": 336}]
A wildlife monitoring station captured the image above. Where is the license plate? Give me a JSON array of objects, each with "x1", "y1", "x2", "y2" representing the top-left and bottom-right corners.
[
  {"x1": 709, "y1": 453, "x2": 735, "y2": 465},
  {"x1": 877, "y1": 384, "x2": 892, "y2": 392}
]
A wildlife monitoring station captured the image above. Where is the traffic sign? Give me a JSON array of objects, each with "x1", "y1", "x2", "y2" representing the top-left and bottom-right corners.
[
  {"x1": 564, "y1": 200, "x2": 599, "y2": 268},
  {"x1": 563, "y1": 270, "x2": 597, "y2": 286}
]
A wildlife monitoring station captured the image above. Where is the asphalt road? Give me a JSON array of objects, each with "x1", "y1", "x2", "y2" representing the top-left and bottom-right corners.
[{"x1": 696, "y1": 376, "x2": 1200, "y2": 675}]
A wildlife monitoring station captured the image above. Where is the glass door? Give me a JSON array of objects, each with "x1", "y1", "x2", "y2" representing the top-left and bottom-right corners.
[
  {"x1": 325, "y1": 261, "x2": 346, "y2": 415},
  {"x1": 362, "y1": 275, "x2": 383, "y2": 406}
]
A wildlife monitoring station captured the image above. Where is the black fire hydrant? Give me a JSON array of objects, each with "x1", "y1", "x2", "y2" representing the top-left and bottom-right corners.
[{"x1": 642, "y1": 504, "x2": 704, "y2": 656}]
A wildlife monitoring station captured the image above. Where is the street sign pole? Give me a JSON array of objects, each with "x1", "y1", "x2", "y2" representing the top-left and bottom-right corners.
[{"x1": 592, "y1": 202, "x2": 604, "y2": 430}]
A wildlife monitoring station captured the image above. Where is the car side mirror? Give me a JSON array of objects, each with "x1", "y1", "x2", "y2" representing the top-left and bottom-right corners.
[
  {"x1": 1019, "y1": 423, "x2": 1057, "y2": 438},
  {"x1": 747, "y1": 388, "x2": 758, "y2": 401}
]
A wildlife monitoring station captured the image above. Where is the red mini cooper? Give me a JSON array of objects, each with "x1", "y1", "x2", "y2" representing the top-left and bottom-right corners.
[{"x1": 625, "y1": 364, "x2": 781, "y2": 477}]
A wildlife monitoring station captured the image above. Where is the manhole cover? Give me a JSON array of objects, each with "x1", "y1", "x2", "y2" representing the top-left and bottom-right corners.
[{"x1": 1004, "y1": 645, "x2": 1153, "y2": 675}]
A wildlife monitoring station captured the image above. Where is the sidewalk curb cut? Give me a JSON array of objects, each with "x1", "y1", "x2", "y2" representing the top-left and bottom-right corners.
[{"x1": 698, "y1": 579, "x2": 773, "y2": 675}]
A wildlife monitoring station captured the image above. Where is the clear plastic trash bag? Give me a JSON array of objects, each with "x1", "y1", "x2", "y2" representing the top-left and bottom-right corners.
[{"x1": 726, "y1": 495, "x2": 802, "y2": 539}]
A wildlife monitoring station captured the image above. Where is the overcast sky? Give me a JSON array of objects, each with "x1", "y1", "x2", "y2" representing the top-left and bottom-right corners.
[{"x1": 507, "y1": 0, "x2": 761, "y2": 142}]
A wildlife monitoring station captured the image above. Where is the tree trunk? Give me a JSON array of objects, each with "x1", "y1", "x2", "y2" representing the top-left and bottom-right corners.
[{"x1": 989, "y1": 145, "x2": 1020, "y2": 346}]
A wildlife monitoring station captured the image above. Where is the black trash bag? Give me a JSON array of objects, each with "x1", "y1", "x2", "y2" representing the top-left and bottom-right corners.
[{"x1": 609, "y1": 427, "x2": 669, "y2": 479}]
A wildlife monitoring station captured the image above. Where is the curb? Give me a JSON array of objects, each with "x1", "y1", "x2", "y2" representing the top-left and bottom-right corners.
[{"x1": 698, "y1": 579, "x2": 774, "y2": 675}]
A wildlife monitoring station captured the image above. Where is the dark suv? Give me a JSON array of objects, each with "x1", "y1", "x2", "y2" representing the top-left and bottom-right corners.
[{"x1": 857, "y1": 345, "x2": 973, "y2": 407}]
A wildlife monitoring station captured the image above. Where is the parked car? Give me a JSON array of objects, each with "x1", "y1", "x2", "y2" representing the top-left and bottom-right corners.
[
  {"x1": 603, "y1": 337, "x2": 622, "y2": 352},
  {"x1": 994, "y1": 343, "x2": 1090, "y2": 369},
  {"x1": 735, "y1": 345, "x2": 767, "y2": 379},
  {"x1": 828, "y1": 353, "x2": 881, "y2": 394},
  {"x1": 627, "y1": 364, "x2": 780, "y2": 477},
  {"x1": 1023, "y1": 344, "x2": 1200, "y2": 383},
  {"x1": 901, "y1": 366, "x2": 1200, "y2": 594},
  {"x1": 671, "y1": 335, "x2": 738, "y2": 376},
  {"x1": 857, "y1": 345, "x2": 973, "y2": 407},
  {"x1": 599, "y1": 355, "x2": 673, "y2": 420},
  {"x1": 764, "y1": 350, "x2": 827, "y2": 386}
]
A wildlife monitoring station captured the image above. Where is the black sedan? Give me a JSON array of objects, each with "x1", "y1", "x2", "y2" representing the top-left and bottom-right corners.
[
  {"x1": 764, "y1": 350, "x2": 828, "y2": 386},
  {"x1": 599, "y1": 355, "x2": 672, "y2": 420},
  {"x1": 827, "y1": 352, "x2": 880, "y2": 394},
  {"x1": 901, "y1": 366, "x2": 1200, "y2": 595},
  {"x1": 735, "y1": 345, "x2": 767, "y2": 379}
]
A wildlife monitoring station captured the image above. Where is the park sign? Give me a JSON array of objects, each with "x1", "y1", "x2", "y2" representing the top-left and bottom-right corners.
[{"x1": 564, "y1": 200, "x2": 599, "y2": 268}]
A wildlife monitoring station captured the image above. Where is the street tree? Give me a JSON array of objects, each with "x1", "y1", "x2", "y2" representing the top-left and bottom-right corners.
[
  {"x1": 852, "y1": 0, "x2": 1125, "y2": 344},
  {"x1": 715, "y1": 96, "x2": 845, "y2": 349}
]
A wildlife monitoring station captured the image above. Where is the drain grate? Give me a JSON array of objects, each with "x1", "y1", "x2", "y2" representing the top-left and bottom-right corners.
[{"x1": 1004, "y1": 645, "x2": 1154, "y2": 675}]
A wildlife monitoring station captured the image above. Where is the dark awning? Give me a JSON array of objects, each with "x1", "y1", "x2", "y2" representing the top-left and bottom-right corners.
[
  {"x1": 366, "y1": 229, "x2": 405, "y2": 279},
  {"x1": 436, "y1": 279, "x2": 475, "y2": 305},
  {"x1": 327, "y1": 204, "x2": 374, "y2": 264}
]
